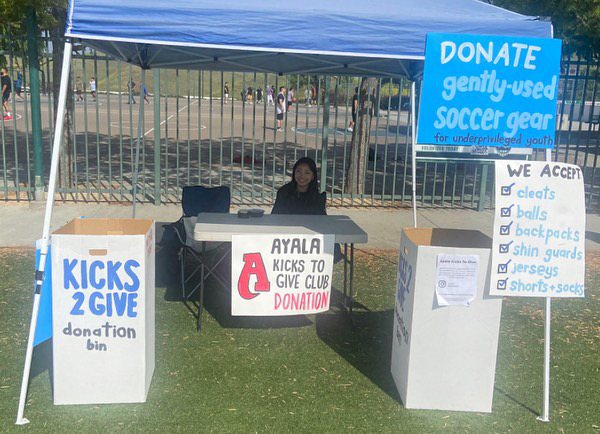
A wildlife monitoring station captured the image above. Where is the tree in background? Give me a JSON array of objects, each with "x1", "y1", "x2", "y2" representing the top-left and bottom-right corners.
[
  {"x1": 1, "y1": 0, "x2": 75, "y2": 188},
  {"x1": 345, "y1": 77, "x2": 379, "y2": 195},
  {"x1": 492, "y1": 0, "x2": 600, "y2": 57}
]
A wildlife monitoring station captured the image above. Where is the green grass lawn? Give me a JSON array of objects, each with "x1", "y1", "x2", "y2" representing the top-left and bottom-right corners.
[{"x1": 0, "y1": 248, "x2": 598, "y2": 433}]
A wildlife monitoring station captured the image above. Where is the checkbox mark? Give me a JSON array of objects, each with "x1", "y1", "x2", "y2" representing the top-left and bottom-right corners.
[
  {"x1": 500, "y1": 204, "x2": 514, "y2": 217},
  {"x1": 500, "y1": 221, "x2": 513, "y2": 235},
  {"x1": 497, "y1": 259, "x2": 511, "y2": 274},
  {"x1": 497, "y1": 278, "x2": 508, "y2": 290},
  {"x1": 501, "y1": 183, "x2": 516, "y2": 196},
  {"x1": 499, "y1": 241, "x2": 513, "y2": 254}
]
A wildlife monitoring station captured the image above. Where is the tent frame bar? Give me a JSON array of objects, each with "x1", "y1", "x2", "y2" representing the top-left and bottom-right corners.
[{"x1": 16, "y1": 40, "x2": 74, "y2": 426}]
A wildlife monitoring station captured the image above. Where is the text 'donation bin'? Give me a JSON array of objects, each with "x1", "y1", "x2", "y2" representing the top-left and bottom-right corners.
[
  {"x1": 51, "y1": 218, "x2": 155, "y2": 405},
  {"x1": 391, "y1": 228, "x2": 502, "y2": 413}
]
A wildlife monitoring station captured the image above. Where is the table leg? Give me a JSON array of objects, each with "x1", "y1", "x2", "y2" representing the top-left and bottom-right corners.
[
  {"x1": 197, "y1": 241, "x2": 206, "y2": 333},
  {"x1": 343, "y1": 243, "x2": 348, "y2": 306},
  {"x1": 349, "y1": 243, "x2": 355, "y2": 317}
]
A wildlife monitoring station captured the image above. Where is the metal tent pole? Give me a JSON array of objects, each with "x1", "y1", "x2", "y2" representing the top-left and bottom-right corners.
[
  {"x1": 410, "y1": 81, "x2": 418, "y2": 228},
  {"x1": 132, "y1": 68, "x2": 146, "y2": 217},
  {"x1": 537, "y1": 147, "x2": 554, "y2": 423},
  {"x1": 16, "y1": 41, "x2": 73, "y2": 426}
]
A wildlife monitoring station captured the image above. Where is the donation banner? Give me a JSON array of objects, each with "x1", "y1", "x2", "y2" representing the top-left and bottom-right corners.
[
  {"x1": 418, "y1": 33, "x2": 562, "y2": 150},
  {"x1": 490, "y1": 161, "x2": 585, "y2": 297},
  {"x1": 231, "y1": 234, "x2": 334, "y2": 316}
]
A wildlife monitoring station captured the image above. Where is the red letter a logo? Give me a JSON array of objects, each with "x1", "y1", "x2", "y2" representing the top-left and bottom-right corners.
[{"x1": 238, "y1": 253, "x2": 270, "y2": 300}]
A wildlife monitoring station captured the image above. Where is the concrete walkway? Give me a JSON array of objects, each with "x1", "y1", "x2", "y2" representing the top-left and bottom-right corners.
[{"x1": 1, "y1": 201, "x2": 599, "y2": 251}]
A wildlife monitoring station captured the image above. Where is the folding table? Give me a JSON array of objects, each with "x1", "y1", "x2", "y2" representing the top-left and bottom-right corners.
[{"x1": 186, "y1": 213, "x2": 368, "y2": 331}]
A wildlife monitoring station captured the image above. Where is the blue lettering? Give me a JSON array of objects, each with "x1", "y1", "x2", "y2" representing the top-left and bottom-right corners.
[
  {"x1": 124, "y1": 260, "x2": 140, "y2": 292},
  {"x1": 70, "y1": 292, "x2": 85, "y2": 315},
  {"x1": 107, "y1": 261, "x2": 123, "y2": 290},
  {"x1": 80, "y1": 259, "x2": 88, "y2": 289},
  {"x1": 89, "y1": 292, "x2": 106, "y2": 315},
  {"x1": 127, "y1": 293, "x2": 138, "y2": 317},
  {"x1": 63, "y1": 259, "x2": 79, "y2": 290},
  {"x1": 90, "y1": 261, "x2": 106, "y2": 289},
  {"x1": 113, "y1": 292, "x2": 128, "y2": 316}
]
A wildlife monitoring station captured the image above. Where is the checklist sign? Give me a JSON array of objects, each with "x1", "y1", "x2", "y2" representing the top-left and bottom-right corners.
[
  {"x1": 500, "y1": 204, "x2": 514, "y2": 217},
  {"x1": 491, "y1": 161, "x2": 585, "y2": 298},
  {"x1": 501, "y1": 183, "x2": 515, "y2": 196},
  {"x1": 497, "y1": 260, "x2": 511, "y2": 274},
  {"x1": 499, "y1": 221, "x2": 513, "y2": 236},
  {"x1": 499, "y1": 241, "x2": 513, "y2": 254}
]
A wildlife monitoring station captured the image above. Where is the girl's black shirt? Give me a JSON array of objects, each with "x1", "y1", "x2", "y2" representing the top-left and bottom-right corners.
[{"x1": 271, "y1": 183, "x2": 326, "y2": 215}]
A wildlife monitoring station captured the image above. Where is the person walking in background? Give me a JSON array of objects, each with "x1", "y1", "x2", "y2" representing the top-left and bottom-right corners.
[
  {"x1": 311, "y1": 84, "x2": 317, "y2": 106},
  {"x1": 247, "y1": 86, "x2": 254, "y2": 103},
  {"x1": 287, "y1": 87, "x2": 295, "y2": 112},
  {"x1": 1, "y1": 68, "x2": 12, "y2": 121},
  {"x1": 305, "y1": 87, "x2": 311, "y2": 107},
  {"x1": 89, "y1": 77, "x2": 96, "y2": 101},
  {"x1": 256, "y1": 87, "x2": 263, "y2": 104},
  {"x1": 127, "y1": 78, "x2": 136, "y2": 104},
  {"x1": 276, "y1": 86, "x2": 286, "y2": 132},
  {"x1": 223, "y1": 81, "x2": 229, "y2": 104},
  {"x1": 143, "y1": 85, "x2": 150, "y2": 104},
  {"x1": 267, "y1": 85, "x2": 274, "y2": 105},
  {"x1": 349, "y1": 87, "x2": 358, "y2": 132},
  {"x1": 75, "y1": 76, "x2": 84, "y2": 102},
  {"x1": 14, "y1": 71, "x2": 24, "y2": 100}
]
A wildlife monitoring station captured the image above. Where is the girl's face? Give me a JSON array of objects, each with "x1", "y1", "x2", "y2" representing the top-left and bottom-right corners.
[{"x1": 294, "y1": 163, "x2": 314, "y2": 192}]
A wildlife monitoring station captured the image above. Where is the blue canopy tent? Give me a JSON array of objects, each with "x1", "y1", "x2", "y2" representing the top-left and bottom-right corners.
[
  {"x1": 17, "y1": 0, "x2": 552, "y2": 424},
  {"x1": 64, "y1": 0, "x2": 551, "y2": 78}
]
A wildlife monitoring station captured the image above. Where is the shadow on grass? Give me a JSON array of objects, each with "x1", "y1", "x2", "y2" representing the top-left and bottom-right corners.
[
  {"x1": 315, "y1": 306, "x2": 402, "y2": 403},
  {"x1": 494, "y1": 386, "x2": 539, "y2": 416},
  {"x1": 30, "y1": 338, "x2": 54, "y2": 391}
]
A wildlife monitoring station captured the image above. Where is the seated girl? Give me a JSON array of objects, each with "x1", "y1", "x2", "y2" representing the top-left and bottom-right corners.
[{"x1": 272, "y1": 156, "x2": 326, "y2": 215}]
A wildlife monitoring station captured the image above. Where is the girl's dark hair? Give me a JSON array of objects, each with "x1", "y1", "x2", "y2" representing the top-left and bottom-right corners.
[{"x1": 290, "y1": 156, "x2": 319, "y2": 193}]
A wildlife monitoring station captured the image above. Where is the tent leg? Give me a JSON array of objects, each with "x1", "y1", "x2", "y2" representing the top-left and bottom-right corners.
[
  {"x1": 410, "y1": 81, "x2": 418, "y2": 228},
  {"x1": 16, "y1": 41, "x2": 73, "y2": 426},
  {"x1": 536, "y1": 147, "x2": 554, "y2": 423},
  {"x1": 132, "y1": 69, "x2": 146, "y2": 217}
]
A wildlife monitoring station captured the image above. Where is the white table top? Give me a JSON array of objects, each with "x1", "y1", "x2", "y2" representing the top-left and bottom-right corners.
[{"x1": 191, "y1": 213, "x2": 368, "y2": 244}]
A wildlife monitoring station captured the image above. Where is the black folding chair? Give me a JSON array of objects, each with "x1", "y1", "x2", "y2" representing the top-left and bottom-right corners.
[{"x1": 170, "y1": 186, "x2": 230, "y2": 302}]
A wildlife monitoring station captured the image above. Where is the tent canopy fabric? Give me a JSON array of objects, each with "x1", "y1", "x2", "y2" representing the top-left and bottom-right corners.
[{"x1": 66, "y1": 0, "x2": 552, "y2": 78}]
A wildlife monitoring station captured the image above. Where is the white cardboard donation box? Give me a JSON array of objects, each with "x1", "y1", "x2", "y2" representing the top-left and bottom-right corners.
[
  {"x1": 51, "y1": 218, "x2": 155, "y2": 405},
  {"x1": 391, "y1": 228, "x2": 503, "y2": 413}
]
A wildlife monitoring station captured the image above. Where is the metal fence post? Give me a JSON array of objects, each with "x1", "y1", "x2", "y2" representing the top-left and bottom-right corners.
[
  {"x1": 320, "y1": 76, "x2": 330, "y2": 192},
  {"x1": 153, "y1": 69, "x2": 161, "y2": 204},
  {"x1": 477, "y1": 163, "x2": 489, "y2": 212},
  {"x1": 26, "y1": 9, "x2": 44, "y2": 200}
]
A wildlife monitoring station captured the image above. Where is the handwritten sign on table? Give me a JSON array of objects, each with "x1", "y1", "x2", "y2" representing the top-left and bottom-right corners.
[
  {"x1": 418, "y1": 33, "x2": 562, "y2": 149},
  {"x1": 490, "y1": 161, "x2": 585, "y2": 297},
  {"x1": 231, "y1": 234, "x2": 334, "y2": 316}
]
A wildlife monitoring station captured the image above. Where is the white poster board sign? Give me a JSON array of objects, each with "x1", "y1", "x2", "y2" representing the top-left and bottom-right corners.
[
  {"x1": 231, "y1": 234, "x2": 334, "y2": 316},
  {"x1": 490, "y1": 161, "x2": 585, "y2": 297},
  {"x1": 435, "y1": 254, "x2": 479, "y2": 306}
]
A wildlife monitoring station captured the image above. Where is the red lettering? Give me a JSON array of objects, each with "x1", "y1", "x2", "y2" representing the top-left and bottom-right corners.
[{"x1": 237, "y1": 253, "x2": 270, "y2": 300}]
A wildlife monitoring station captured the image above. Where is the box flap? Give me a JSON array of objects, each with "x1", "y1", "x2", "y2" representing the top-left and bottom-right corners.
[
  {"x1": 53, "y1": 218, "x2": 153, "y2": 236},
  {"x1": 402, "y1": 228, "x2": 491, "y2": 249}
]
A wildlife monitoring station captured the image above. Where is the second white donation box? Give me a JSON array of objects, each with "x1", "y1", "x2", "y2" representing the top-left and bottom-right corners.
[{"x1": 391, "y1": 228, "x2": 503, "y2": 413}]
